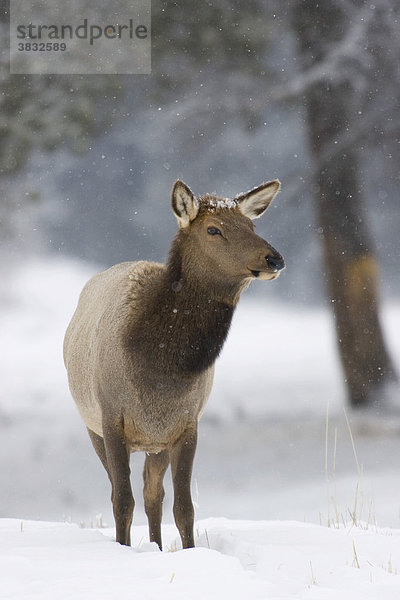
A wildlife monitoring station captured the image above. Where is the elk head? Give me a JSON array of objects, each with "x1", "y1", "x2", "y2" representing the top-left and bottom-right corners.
[{"x1": 170, "y1": 180, "x2": 285, "y2": 299}]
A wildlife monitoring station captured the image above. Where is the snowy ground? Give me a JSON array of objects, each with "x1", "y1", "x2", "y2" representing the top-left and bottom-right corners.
[
  {"x1": 2, "y1": 518, "x2": 400, "y2": 599},
  {"x1": 1, "y1": 258, "x2": 400, "y2": 598}
]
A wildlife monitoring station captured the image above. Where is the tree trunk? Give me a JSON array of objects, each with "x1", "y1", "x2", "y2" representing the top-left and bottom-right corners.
[{"x1": 292, "y1": 2, "x2": 397, "y2": 407}]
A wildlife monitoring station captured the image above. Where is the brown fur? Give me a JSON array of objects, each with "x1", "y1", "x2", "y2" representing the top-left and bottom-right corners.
[{"x1": 63, "y1": 179, "x2": 284, "y2": 550}]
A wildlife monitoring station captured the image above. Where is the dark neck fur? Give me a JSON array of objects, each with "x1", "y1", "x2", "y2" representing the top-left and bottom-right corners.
[{"x1": 128, "y1": 238, "x2": 236, "y2": 377}]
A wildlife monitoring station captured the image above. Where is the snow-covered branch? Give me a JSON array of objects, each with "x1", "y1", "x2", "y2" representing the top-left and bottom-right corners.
[{"x1": 271, "y1": 4, "x2": 376, "y2": 102}]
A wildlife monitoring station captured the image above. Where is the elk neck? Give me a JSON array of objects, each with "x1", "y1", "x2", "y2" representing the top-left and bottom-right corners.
[{"x1": 127, "y1": 234, "x2": 243, "y2": 377}]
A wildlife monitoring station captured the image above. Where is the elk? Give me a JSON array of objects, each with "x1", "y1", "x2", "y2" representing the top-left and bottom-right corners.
[{"x1": 63, "y1": 179, "x2": 285, "y2": 550}]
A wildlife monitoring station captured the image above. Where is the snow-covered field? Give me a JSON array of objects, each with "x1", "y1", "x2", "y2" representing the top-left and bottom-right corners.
[
  {"x1": 1, "y1": 258, "x2": 400, "y2": 598},
  {"x1": 2, "y1": 518, "x2": 400, "y2": 599}
]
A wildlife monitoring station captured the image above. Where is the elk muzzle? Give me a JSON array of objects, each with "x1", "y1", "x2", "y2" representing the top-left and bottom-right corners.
[
  {"x1": 249, "y1": 248, "x2": 285, "y2": 280},
  {"x1": 266, "y1": 255, "x2": 285, "y2": 272}
]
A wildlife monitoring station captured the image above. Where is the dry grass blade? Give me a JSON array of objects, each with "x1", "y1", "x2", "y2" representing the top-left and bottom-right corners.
[{"x1": 352, "y1": 540, "x2": 360, "y2": 569}]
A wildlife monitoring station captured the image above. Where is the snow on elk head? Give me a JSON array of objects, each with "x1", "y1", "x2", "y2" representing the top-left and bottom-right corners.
[{"x1": 170, "y1": 179, "x2": 285, "y2": 302}]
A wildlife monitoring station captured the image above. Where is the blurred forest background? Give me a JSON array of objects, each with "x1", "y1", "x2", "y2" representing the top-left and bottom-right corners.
[
  {"x1": 1, "y1": 0, "x2": 400, "y2": 527},
  {"x1": 1, "y1": 0, "x2": 399, "y2": 406},
  {"x1": 0, "y1": 0, "x2": 400, "y2": 405}
]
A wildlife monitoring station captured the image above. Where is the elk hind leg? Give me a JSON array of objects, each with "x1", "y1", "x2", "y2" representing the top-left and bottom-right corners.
[
  {"x1": 143, "y1": 450, "x2": 169, "y2": 550},
  {"x1": 87, "y1": 428, "x2": 112, "y2": 481},
  {"x1": 103, "y1": 421, "x2": 134, "y2": 546}
]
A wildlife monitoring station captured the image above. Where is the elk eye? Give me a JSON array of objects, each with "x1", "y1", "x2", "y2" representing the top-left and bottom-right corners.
[{"x1": 207, "y1": 226, "x2": 221, "y2": 236}]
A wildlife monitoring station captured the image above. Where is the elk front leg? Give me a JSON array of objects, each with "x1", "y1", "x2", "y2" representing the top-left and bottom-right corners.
[
  {"x1": 102, "y1": 419, "x2": 134, "y2": 546},
  {"x1": 169, "y1": 427, "x2": 197, "y2": 549},
  {"x1": 143, "y1": 450, "x2": 169, "y2": 550}
]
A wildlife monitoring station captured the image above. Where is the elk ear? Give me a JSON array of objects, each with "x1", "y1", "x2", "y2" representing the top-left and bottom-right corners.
[
  {"x1": 236, "y1": 179, "x2": 281, "y2": 220},
  {"x1": 171, "y1": 180, "x2": 199, "y2": 228}
]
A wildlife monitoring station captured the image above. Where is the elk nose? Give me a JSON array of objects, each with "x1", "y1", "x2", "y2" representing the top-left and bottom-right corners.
[{"x1": 266, "y1": 255, "x2": 285, "y2": 272}]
